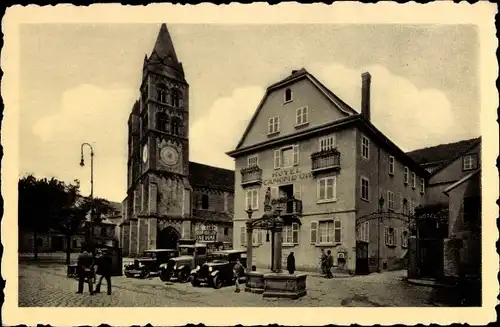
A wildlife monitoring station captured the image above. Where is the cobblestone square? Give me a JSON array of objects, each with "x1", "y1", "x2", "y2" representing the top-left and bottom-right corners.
[{"x1": 19, "y1": 261, "x2": 454, "y2": 307}]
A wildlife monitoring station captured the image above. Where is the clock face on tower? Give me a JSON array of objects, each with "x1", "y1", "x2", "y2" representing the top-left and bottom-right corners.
[
  {"x1": 160, "y1": 146, "x2": 179, "y2": 166},
  {"x1": 142, "y1": 144, "x2": 148, "y2": 163}
]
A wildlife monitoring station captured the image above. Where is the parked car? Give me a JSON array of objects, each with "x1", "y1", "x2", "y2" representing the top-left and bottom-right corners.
[
  {"x1": 190, "y1": 249, "x2": 247, "y2": 289},
  {"x1": 124, "y1": 249, "x2": 178, "y2": 279},
  {"x1": 159, "y1": 243, "x2": 208, "y2": 283}
]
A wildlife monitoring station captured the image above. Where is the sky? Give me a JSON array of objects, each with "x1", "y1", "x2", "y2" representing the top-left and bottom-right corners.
[{"x1": 19, "y1": 24, "x2": 480, "y2": 202}]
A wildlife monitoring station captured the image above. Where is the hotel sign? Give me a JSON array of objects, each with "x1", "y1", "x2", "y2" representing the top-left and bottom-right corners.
[{"x1": 263, "y1": 168, "x2": 313, "y2": 185}]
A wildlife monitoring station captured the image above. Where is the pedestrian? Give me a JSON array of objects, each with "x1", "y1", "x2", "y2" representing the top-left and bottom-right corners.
[
  {"x1": 320, "y1": 249, "x2": 327, "y2": 275},
  {"x1": 287, "y1": 252, "x2": 296, "y2": 275},
  {"x1": 325, "y1": 250, "x2": 334, "y2": 279},
  {"x1": 95, "y1": 248, "x2": 113, "y2": 295},
  {"x1": 233, "y1": 259, "x2": 243, "y2": 293},
  {"x1": 76, "y1": 245, "x2": 95, "y2": 295}
]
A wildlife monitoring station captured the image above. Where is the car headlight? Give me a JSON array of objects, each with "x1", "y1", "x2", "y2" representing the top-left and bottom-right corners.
[
  {"x1": 173, "y1": 265, "x2": 177, "y2": 270},
  {"x1": 196, "y1": 265, "x2": 200, "y2": 270},
  {"x1": 138, "y1": 263, "x2": 144, "y2": 268},
  {"x1": 208, "y1": 266, "x2": 213, "y2": 272}
]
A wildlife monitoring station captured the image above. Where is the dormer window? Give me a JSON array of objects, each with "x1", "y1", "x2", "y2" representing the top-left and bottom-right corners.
[
  {"x1": 463, "y1": 154, "x2": 478, "y2": 171},
  {"x1": 284, "y1": 88, "x2": 293, "y2": 103}
]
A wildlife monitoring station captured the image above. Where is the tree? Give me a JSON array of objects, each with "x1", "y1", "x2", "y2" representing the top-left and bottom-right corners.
[{"x1": 18, "y1": 174, "x2": 77, "y2": 260}]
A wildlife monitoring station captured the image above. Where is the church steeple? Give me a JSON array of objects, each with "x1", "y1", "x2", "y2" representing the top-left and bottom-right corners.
[{"x1": 144, "y1": 23, "x2": 184, "y2": 80}]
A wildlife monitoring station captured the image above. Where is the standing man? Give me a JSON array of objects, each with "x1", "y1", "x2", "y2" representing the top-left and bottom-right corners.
[
  {"x1": 76, "y1": 245, "x2": 94, "y2": 295},
  {"x1": 320, "y1": 249, "x2": 327, "y2": 276},
  {"x1": 233, "y1": 259, "x2": 243, "y2": 293},
  {"x1": 325, "y1": 250, "x2": 334, "y2": 279},
  {"x1": 95, "y1": 248, "x2": 113, "y2": 295},
  {"x1": 287, "y1": 252, "x2": 296, "y2": 275}
]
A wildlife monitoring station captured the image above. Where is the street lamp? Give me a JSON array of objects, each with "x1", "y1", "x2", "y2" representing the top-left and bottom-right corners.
[
  {"x1": 80, "y1": 143, "x2": 94, "y2": 249},
  {"x1": 377, "y1": 196, "x2": 385, "y2": 273}
]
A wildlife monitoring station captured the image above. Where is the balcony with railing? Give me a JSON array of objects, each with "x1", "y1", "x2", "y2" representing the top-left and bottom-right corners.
[
  {"x1": 272, "y1": 196, "x2": 303, "y2": 219},
  {"x1": 311, "y1": 148, "x2": 341, "y2": 174},
  {"x1": 240, "y1": 165, "x2": 263, "y2": 187}
]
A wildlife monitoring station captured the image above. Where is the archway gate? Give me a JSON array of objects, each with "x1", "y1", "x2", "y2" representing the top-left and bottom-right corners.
[{"x1": 355, "y1": 210, "x2": 412, "y2": 275}]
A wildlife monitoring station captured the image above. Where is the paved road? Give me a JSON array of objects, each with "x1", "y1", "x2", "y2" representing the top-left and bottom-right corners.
[{"x1": 18, "y1": 262, "x2": 453, "y2": 307}]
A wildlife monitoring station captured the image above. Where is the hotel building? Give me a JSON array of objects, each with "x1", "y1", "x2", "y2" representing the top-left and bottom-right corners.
[{"x1": 227, "y1": 68, "x2": 429, "y2": 273}]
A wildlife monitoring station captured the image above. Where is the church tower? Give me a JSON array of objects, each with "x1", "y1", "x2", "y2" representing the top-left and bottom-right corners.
[{"x1": 124, "y1": 24, "x2": 192, "y2": 256}]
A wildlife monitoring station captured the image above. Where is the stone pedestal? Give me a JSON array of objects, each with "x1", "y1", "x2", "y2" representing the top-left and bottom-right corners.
[
  {"x1": 245, "y1": 271, "x2": 265, "y2": 294},
  {"x1": 262, "y1": 273, "x2": 307, "y2": 299}
]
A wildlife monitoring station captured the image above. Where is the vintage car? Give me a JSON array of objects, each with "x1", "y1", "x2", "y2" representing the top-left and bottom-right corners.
[
  {"x1": 124, "y1": 249, "x2": 178, "y2": 279},
  {"x1": 159, "y1": 243, "x2": 208, "y2": 283},
  {"x1": 190, "y1": 249, "x2": 247, "y2": 289}
]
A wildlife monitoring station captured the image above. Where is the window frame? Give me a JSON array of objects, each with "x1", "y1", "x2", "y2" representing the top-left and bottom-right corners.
[
  {"x1": 295, "y1": 106, "x2": 309, "y2": 126},
  {"x1": 360, "y1": 176, "x2": 370, "y2": 202},
  {"x1": 403, "y1": 166, "x2": 409, "y2": 185},
  {"x1": 268, "y1": 116, "x2": 280, "y2": 135},
  {"x1": 247, "y1": 155, "x2": 259, "y2": 167},
  {"x1": 284, "y1": 88, "x2": 293, "y2": 103},
  {"x1": 357, "y1": 221, "x2": 370, "y2": 243},
  {"x1": 384, "y1": 226, "x2": 396, "y2": 246},
  {"x1": 420, "y1": 178, "x2": 425, "y2": 194},
  {"x1": 387, "y1": 190, "x2": 395, "y2": 211},
  {"x1": 401, "y1": 230, "x2": 409, "y2": 248},
  {"x1": 411, "y1": 172, "x2": 416, "y2": 189},
  {"x1": 316, "y1": 219, "x2": 342, "y2": 244},
  {"x1": 319, "y1": 135, "x2": 336, "y2": 152},
  {"x1": 361, "y1": 136, "x2": 370, "y2": 160},
  {"x1": 463, "y1": 154, "x2": 478, "y2": 171},
  {"x1": 388, "y1": 156, "x2": 395, "y2": 175},
  {"x1": 201, "y1": 194, "x2": 209, "y2": 210},
  {"x1": 245, "y1": 188, "x2": 259, "y2": 211},
  {"x1": 282, "y1": 223, "x2": 300, "y2": 245},
  {"x1": 317, "y1": 176, "x2": 337, "y2": 203}
]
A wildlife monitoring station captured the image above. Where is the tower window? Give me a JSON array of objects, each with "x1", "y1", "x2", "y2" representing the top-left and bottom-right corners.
[
  {"x1": 157, "y1": 84, "x2": 168, "y2": 103},
  {"x1": 284, "y1": 88, "x2": 293, "y2": 103},
  {"x1": 171, "y1": 89, "x2": 182, "y2": 107},
  {"x1": 156, "y1": 112, "x2": 169, "y2": 132},
  {"x1": 171, "y1": 117, "x2": 182, "y2": 136},
  {"x1": 201, "y1": 194, "x2": 209, "y2": 209}
]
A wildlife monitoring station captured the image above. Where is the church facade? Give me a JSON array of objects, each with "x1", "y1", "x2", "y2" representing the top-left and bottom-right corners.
[{"x1": 119, "y1": 24, "x2": 234, "y2": 257}]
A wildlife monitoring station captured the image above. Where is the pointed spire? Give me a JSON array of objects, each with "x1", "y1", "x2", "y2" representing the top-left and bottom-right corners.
[{"x1": 151, "y1": 23, "x2": 179, "y2": 65}]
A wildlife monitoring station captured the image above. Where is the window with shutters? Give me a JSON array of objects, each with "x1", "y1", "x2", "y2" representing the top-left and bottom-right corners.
[
  {"x1": 317, "y1": 220, "x2": 341, "y2": 244},
  {"x1": 317, "y1": 176, "x2": 337, "y2": 203},
  {"x1": 245, "y1": 188, "x2": 259, "y2": 210},
  {"x1": 310, "y1": 221, "x2": 318, "y2": 244},
  {"x1": 319, "y1": 135, "x2": 336, "y2": 151},
  {"x1": 252, "y1": 230, "x2": 264, "y2": 246},
  {"x1": 283, "y1": 223, "x2": 299, "y2": 245},
  {"x1": 296, "y1": 106, "x2": 309, "y2": 126},
  {"x1": 357, "y1": 221, "x2": 369, "y2": 243},
  {"x1": 403, "y1": 167, "x2": 409, "y2": 184},
  {"x1": 387, "y1": 190, "x2": 395, "y2": 211},
  {"x1": 268, "y1": 116, "x2": 280, "y2": 135},
  {"x1": 384, "y1": 226, "x2": 396, "y2": 246},
  {"x1": 240, "y1": 226, "x2": 246, "y2": 246},
  {"x1": 274, "y1": 145, "x2": 299, "y2": 169}
]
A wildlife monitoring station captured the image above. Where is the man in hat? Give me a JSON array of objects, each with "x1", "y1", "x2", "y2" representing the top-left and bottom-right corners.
[{"x1": 95, "y1": 248, "x2": 113, "y2": 295}]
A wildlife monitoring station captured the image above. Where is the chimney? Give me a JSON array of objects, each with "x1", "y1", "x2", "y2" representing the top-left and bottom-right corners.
[{"x1": 361, "y1": 72, "x2": 371, "y2": 121}]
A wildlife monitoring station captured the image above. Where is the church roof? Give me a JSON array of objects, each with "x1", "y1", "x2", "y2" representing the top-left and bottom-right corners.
[
  {"x1": 151, "y1": 23, "x2": 180, "y2": 64},
  {"x1": 189, "y1": 162, "x2": 234, "y2": 192}
]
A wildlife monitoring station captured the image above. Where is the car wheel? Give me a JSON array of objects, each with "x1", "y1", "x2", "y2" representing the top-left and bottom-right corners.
[
  {"x1": 177, "y1": 270, "x2": 187, "y2": 283},
  {"x1": 159, "y1": 271, "x2": 170, "y2": 282},
  {"x1": 140, "y1": 269, "x2": 150, "y2": 279},
  {"x1": 125, "y1": 272, "x2": 133, "y2": 278},
  {"x1": 212, "y1": 276, "x2": 223, "y2": 289},
  {"x1": 191, "y1": 277, "x2": 200, "y2": 287}
]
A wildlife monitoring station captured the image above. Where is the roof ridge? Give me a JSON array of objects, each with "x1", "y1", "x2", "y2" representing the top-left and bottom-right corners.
[{"x1": 407, "y1": 136, "x2": 481, "y2": 154}]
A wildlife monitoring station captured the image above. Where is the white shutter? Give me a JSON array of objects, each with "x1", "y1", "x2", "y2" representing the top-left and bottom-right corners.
[
  {"x1": 310, "y1": 221, "x2": 318, "y2": 244},
  {"x1": 334, "y1": 220, "x2": 341, "y2": 243},
  {"x1": 240, "y1": 226, "x2": 246, "y2": 246},
  {"x1": 257, "y1": 229, "x2": 263, "y2": 244},
  {"x1": 293, "y1": 144, "x2": 299, "y2": 166},
  {"x1": 293, "y1": 183, "x2": 302, "y2": 200},
  {"x1": 274, "y1": 149, "x2": 281, "y2": 169},
  {"x1": 271, "y1": 187, "x2": 279, "y2": 200}
]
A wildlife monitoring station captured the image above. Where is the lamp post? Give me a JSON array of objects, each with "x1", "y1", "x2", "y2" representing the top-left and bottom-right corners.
[
  {"x1": 80, "y1": 143, "x2": 94, "y2": 248},
  {"x1": 245, "y1": 205, "x2": 254, "y2": 274},
  {"x1": 377, "y1": 196, "x2": 385, "y2": 273}
]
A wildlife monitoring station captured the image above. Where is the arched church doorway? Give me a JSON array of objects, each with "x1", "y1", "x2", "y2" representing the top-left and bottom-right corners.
[{"x1": 157, "y1": 226, "x2": 180, "y2": 250}]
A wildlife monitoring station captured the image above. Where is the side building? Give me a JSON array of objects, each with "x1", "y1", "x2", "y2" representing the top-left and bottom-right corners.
[
  {"x1": 119, "y1": 24, "x2": 234, "y2": 257},
  {"x1": 227, "y1": 68, "x2": 429, "y2": 274}
]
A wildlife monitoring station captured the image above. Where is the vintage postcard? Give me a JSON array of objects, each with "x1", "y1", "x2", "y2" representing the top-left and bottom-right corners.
[{"x1": 1, "y1": 2, "x2": 498, "y2": 326}]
